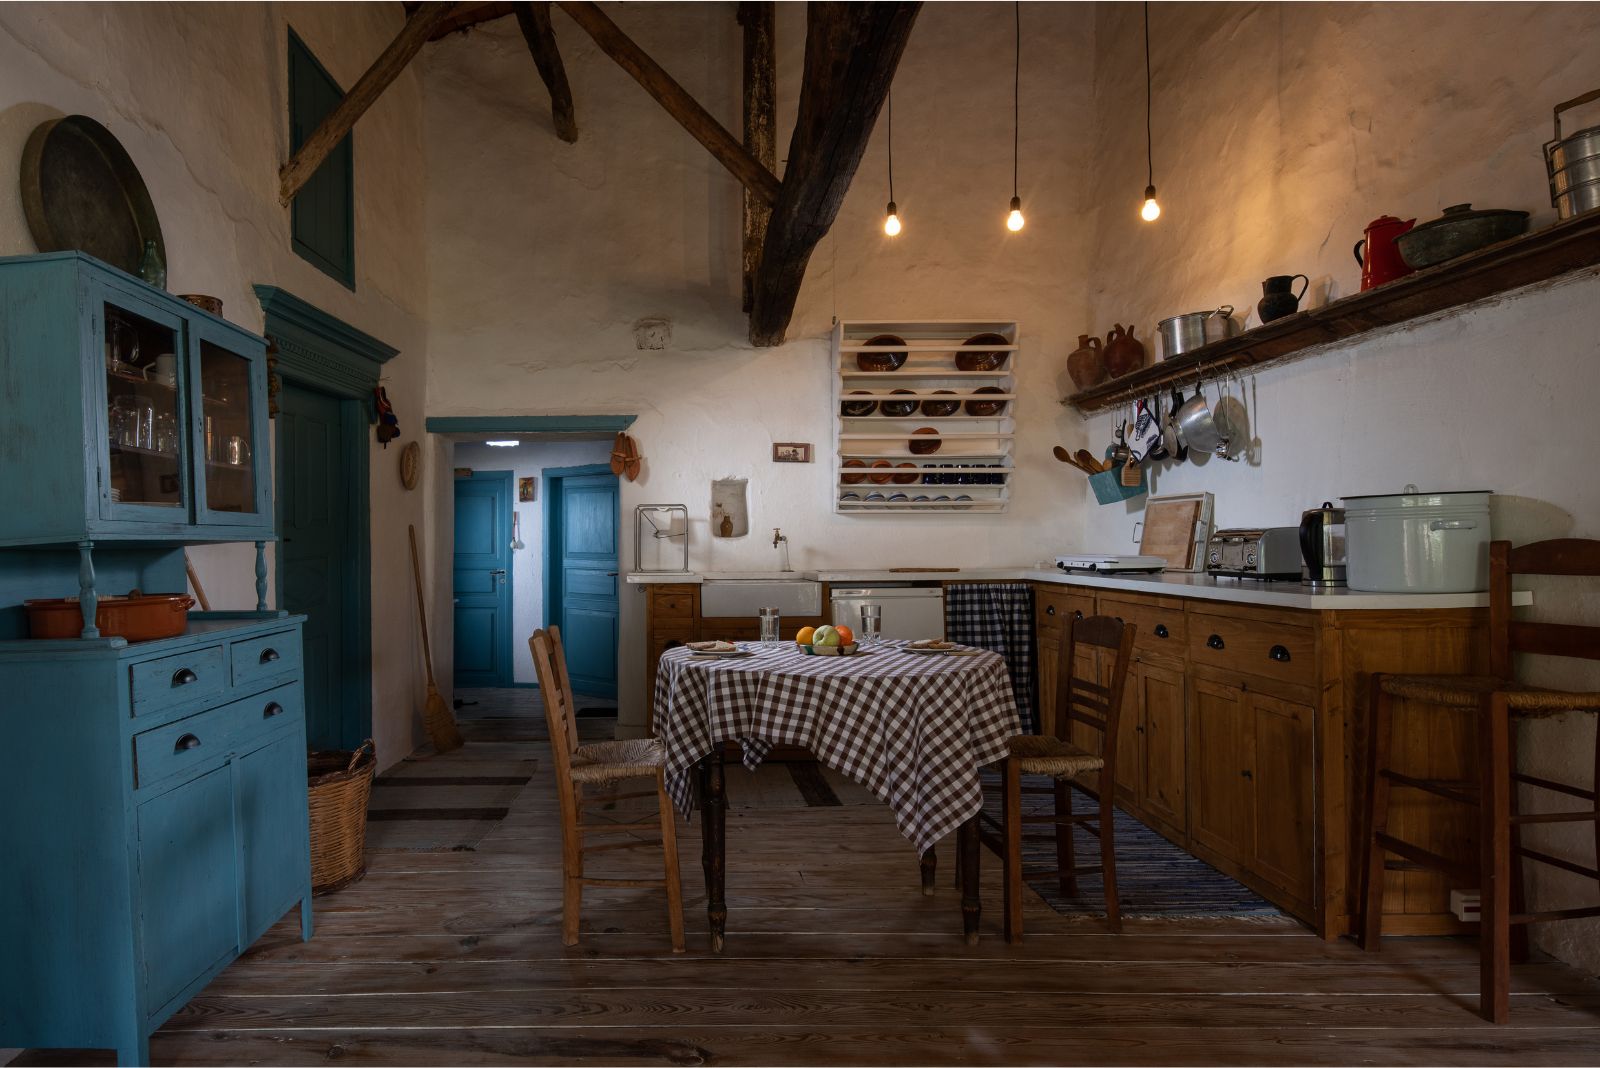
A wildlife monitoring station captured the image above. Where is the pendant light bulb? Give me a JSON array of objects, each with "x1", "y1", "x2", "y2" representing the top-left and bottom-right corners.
[
  {"x1": 1140, "y1": 184, "x2": 1161, "y2": 222},
  {"x1": 1006, "y1": 195, "x2": 1025, "y2": 232},
  {"x1": 884, "y1": 201, "x2": 902, "y2": 237}
]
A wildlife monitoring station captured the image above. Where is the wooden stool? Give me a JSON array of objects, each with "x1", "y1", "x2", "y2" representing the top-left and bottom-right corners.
[
  {"x1": 1356, "y1": 539, "x2": 1600, "y2": 1022},
  {"x1": 529, "y1": 627, "x2": 686, "y2": 953},
  {"x1": 977, "y1": 614, "x2": 1135, "y2": 941}
]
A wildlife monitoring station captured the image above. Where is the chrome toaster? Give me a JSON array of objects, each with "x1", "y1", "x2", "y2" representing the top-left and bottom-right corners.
[{"x1": 1206, "y1": 527, "x2": 1303, "y2": 580}]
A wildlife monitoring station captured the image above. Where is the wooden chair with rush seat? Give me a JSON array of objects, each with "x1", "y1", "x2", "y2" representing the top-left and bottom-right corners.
[
  {"x1": 528, "y1": 627, "x2": 685, "y2": 953},
  {"x1": 977, "y1": 613, "x2": 1136, "y2": 941},
  {"x1": 1356, "y1": 539, "x2": 1600, "y2": 1023}
]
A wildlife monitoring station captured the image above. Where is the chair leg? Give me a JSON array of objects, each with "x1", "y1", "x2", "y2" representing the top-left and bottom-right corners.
[
  {"x1": 1056, "y1": 777, "x2": 1079, "y2": 896},
  {"x1": 1357, "y1": 674, "x2": 1395, "y2": 951},
  {"x1": 1003, "y1": 757, "x2": 1023, "y2": 944},
  {"x1": 1506, "y1": 722, "x2": 1530, "y2": 964},
  {"x1": 1479, "y1": 693, "x2": 1512, "y2": 1025},
  {"x1": 1098, "y1": 771, "x2": 1121, "y2": 933},
  {"x1": 656, "y1": 772, "x2": 686, "y2": 954},
  {"x1": 561, "y1": 786, "x2": 583, "y2": 947}
]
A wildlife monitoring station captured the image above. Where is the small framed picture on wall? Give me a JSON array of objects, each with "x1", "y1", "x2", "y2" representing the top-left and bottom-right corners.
[
  {"x1": 518, "y1": 476, "x2": 536, "y2": 502},
  {"x1": 772, "y1": 442, "x2": 812, "y2": 463}
]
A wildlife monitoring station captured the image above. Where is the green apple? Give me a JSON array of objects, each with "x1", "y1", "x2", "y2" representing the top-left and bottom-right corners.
[{"x1": 813, "y1": 625, "x2": 842, "y2": 647}]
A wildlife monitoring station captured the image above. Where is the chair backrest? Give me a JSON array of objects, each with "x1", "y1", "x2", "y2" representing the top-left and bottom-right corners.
[
  {"x1": 529, "y1": 627, "x2": 581, "y2": 783},
  {"x1": 1058, "y1": 614, "x2": 1137, "y2": 772},
  {"x1": 1491, "y1": 538, "x2": 1600, "y2": 678}
]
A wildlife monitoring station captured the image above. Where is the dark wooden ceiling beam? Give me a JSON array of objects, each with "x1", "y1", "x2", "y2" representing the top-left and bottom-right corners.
[
  {"x1": 280, "y1": 2, "x2": 456, "y2": 204},
  {"x1": 749, "y1": 2, "x2": 920, "y2": 346},
  {"x1": 427, "y1": 2, "x2": 515, "y2": 40},
  {"x1": 514, "y1": 2, "x2": 578, "y2": 142},
  {"x1": 555, "y1": 0, "x2": 781, "y2": 206},
  {"x1": 738, "y1": 2, "x2": 777, "y2": 313}
]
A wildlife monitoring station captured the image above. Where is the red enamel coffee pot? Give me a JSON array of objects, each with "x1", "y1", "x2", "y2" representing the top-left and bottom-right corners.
[{"x1": 1354, "y1": 215, "x2": 1416, "y2": 291}]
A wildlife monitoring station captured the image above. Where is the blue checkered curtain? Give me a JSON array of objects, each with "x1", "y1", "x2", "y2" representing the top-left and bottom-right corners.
[{"x1": 944, "y1": 583, "x2": 1036, "y2": 734}]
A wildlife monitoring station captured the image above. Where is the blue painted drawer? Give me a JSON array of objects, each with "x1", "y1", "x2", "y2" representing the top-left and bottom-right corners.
[
  {"x1": 132, "y1": 684, "x2": 302, "y2": 788},
  {"x1": 230, "y1": 629, "x2": 301, "y2": 692},
  {"x1": 130, "y1": 645, "x2": 227, "y2": 718}
]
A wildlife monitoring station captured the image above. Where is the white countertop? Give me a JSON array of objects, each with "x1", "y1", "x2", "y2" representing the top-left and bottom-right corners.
[{"x1": 626, "y1": 568, "x2": 1526, "y2": 611}]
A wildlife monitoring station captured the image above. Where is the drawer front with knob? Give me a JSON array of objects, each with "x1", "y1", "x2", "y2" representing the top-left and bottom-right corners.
[
  {"x1": 1186, "y1": 611, "x2": 1316, "y2": 687},
  {"x1": 133, "y1": 684, "x2": 303, "y2": 789},
  {"x1": 1035, "y1": 589, "x2": 1094, "y2": 633},
  {"x1": 1100, "y1": 596, "x2": 1188, "y2": 664},
  {"x1": 230, "y1": 629, "x2": 303, "y2": 692},
  {"x1": 130, "y1": 645, "x2": 227, "y2": 718}
]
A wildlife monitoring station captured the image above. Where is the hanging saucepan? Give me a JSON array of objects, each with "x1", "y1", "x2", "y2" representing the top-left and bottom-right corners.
[
  {"x1": 1174, "y1": 380, "x2": 1227, "y2": 454},
  {"x1": 1163, "y1": 384, "x2": 1187, "y2": 461}
]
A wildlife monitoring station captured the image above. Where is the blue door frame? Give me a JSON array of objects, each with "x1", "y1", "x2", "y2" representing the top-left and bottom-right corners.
[
  {"x1": 544, "y1": 463, "x2": 620, "y2": 699},
  {"x1": 453, "y1": 470, "x2": 515, "y2": 689}
]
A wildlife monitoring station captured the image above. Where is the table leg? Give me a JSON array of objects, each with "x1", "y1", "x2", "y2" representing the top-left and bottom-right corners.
[
  {"x1": 959, "y1": 815, "x2": 981, "y2": 945},
  {"x1": 697, "y1": 752, "x2": 727, "y2": 953},
  {"x1": 920, "y1": 846, "x2": 937, "y2": 896}
]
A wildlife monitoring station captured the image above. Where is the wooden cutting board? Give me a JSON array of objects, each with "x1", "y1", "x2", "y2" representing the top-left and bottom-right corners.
[{"x1": 1139, "y1": 497, "x2": 1203, "y2": 571}]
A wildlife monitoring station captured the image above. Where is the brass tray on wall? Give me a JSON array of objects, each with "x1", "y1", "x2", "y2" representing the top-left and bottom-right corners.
[{"x1": 20, "y1": 114, "x2": 166, "y2": 276}]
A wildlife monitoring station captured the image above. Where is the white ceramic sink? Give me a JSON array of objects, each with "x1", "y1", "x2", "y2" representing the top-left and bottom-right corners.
[{"x1": 700, "y1": 577, "x2": 822, "y2": 617}]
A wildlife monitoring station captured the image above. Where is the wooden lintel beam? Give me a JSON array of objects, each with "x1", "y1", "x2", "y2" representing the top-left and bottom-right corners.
[
  {"x1": 280, "y1": 2, "x2": 456, "y2": 204},
  {"x1": 427, "y1": 2, "x2": 515, "y2": 41},
  {"x1": 749, "y1": 3, "x2": 920, "y2": 346},
  {"x1": 514, "y1": 2, "x2": 578, "y2": 143},
  {"x1": 738, "y1": 2, "x2": 776, "y2": 313},
  {"x1": 555, "y1": 0, "x2": 781, "y2": 206}
]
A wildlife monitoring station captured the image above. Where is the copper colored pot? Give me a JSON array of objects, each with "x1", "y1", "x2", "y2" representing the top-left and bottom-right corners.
[{"x1": 26, "y1": 591, "x2": 195, "y2": 641}]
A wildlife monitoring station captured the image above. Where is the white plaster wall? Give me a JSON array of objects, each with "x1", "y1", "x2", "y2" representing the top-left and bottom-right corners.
[
  {"x1": 422, "y1": 2, "x2": 1098, "y2": 732},
  {"x1": 0, "y1": 2, "x2": 436, "y2": 770},
  {"x1": 453, "y1": 438, "x2": 614, "y2": 684},
  {"x1": 1078, "y1": 2, "x2": 1600, "y2": 973}
]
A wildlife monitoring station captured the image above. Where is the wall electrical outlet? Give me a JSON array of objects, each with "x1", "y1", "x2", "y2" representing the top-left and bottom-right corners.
[{"x1": 1449, "y1": 889, "x2": 1481, "y2": 923}]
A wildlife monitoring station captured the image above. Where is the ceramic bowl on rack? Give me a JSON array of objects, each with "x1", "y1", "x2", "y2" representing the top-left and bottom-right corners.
[
  {"x1": 920, "y1": 390, "x2": 960, "y2": 417},
  {"x1": 840, "y1": 390, "x2": 878, "y2": 417},
  {"x1": 880, "y1": 389, "x2": 918, "y2": 417},
  {"x1": 856, "y1": 334, "x2": 908, "y2": 372},
  {"x1": 841, "y1": 459, "x2": 867, "y2": 484},
  {"x1": 908, "y1": 427, "x2": 942, "y2": 455},
  {"x1": 964, "y1": 386, "x2": 1007, "y2": 416},
  {"x1": 955, "y1": 332, "x2": 1009, "y2": 371},
  {"x1": 892, "y1": 462, "x2": 919, "y2": 485},
  {"x1": 868, "y1": 459, "x2": 895, "y2": 484}
]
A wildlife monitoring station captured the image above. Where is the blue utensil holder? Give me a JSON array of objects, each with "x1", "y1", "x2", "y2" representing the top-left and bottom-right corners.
[{"x1": 1089, "y1": 459, "x2": 1147, "y2": 505}]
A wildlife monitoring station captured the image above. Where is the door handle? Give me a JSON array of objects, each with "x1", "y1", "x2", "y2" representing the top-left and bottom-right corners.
[
  {"x1": 1269, "y1": 644, "x2": 1291, "y2": 662},
  {"x1": 259, "y1": 648, "x2": 281, "y2": 664},
  {"x1": 1154, "y1": 624, "x2": 1169, "y2": 639},
  {"x1": 174, "y1": 733, "x2": 201, "y2": 753},
  {"x1": 607, "y1": 571, "x2": 619, "y2": 577},
  {"x1": 171, "y1": 667, "x2": 199, "y2": 687},
  {"x1": 1206, "y1": 634, "x2": 1225, "y2": 650},
  {"x1": 262, "y1": 701, "x2": 284, "y2": 719}
]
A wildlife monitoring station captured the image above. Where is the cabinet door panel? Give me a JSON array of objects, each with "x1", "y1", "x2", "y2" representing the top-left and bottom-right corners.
[
  {"x1": 1248, "y1": 691, "x2": 1317, "y2": 904},
  {"x1": 137, "y1": 766, "x2": 238, "y2": 1010},
  {"x1": 1186, "y1": 678, "x2": 1251, "y2": 863},
  {"x1": 238, "y1": 733, "x2": 309, "y2": 940},
  {"x1": 1137, "y1": 662, "x2": 1187, "y2": 831},
  {"x1": 1036, "y1": 633, "x2": 1060, "y2": 737}
]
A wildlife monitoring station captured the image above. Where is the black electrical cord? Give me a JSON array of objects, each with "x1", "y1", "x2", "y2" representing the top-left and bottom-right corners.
[
  {"x1": 887, "y1": 91, "x2": 894, "y2": 204},
  {"x1": 1144, "y1": 0, "x2": 1154, "y2": 190},
  {"x1": 1013, "y1": 1, "x2": 1021, "y2": 198}
]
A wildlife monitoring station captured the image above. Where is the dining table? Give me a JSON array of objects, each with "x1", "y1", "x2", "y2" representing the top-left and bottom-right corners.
[{"x1": 652, "y1": 638, "x2": 1023, "y2": 951}]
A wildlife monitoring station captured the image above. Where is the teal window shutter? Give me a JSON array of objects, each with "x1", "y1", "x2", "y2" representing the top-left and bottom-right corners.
[{"x1": 288, "y1": 29, "x2": 355, "y2": 289}]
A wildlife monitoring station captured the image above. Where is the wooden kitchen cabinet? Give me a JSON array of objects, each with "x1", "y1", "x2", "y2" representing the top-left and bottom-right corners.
[
  {"x1": 1131, "y1": 659, "x2": 1187, "y2": 836},
  {"x1": 1035, "y1": 587, "x2": 1095, "y2": 739}
]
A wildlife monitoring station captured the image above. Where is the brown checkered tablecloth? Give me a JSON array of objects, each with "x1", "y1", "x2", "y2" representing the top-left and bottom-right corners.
[{"x1": 653, "y1": 641, "x2": 1023, "y2": 854}]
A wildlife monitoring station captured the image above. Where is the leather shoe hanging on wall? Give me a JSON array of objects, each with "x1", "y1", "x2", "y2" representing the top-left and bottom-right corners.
[{"x1": 609, "y1": 432, "x2": 642, "y2": 481}]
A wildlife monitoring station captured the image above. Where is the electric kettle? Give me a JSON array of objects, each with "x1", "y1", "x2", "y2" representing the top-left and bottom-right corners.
[{"x1": 1300, "y1": 500, "x2": 1347, "y2": 587}]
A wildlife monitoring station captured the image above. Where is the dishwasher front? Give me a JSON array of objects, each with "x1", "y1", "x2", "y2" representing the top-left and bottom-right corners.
[{"x1": 829, "y1": 586, "x2": 946, "y2": 640}]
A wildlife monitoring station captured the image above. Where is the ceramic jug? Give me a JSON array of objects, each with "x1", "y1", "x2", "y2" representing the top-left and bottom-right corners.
[
  {"x1": 1257, "y1": 274, "x2": 1309, "y2": 323},
  {"x1": 1354, "y1": 216, "x2": 1415, "y2": 290},
  {"x1": 1103, "y1": 324, "x2": 1146, "y2": 379},
  {"x1": 1066, "y1": 334, "x2": 1106, "y2": 390}
]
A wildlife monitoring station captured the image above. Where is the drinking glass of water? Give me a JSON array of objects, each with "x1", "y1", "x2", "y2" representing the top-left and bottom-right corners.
[
  {"x1": 859, "y1": 604, "x2": 882, "y2": 647},
  {"x1": 758, "y1": 606, "x2": 781, "y2": 644}
]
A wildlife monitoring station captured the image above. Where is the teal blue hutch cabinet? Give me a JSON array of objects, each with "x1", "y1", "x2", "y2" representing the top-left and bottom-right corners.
[{"x1": 0, "y1": 252, "x2": 313, "y2": 1065}]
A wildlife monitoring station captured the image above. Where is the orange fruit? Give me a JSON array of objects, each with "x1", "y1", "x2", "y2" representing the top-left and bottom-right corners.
[
  {"x1": 835, "y1": 625, "x2": 854, "y2": 645},
  {"x1": 795, "y1": 626, "x2": 816, "y2": 646}
]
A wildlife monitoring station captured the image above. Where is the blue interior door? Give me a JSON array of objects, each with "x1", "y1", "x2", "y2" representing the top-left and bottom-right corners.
[
  {"x1": 454, "y1": 473, "x2": 513, "y2": 688},
  {"x1": 552, "y1": 471, "x2": 619, "y2": 699},
  {"x1": 277, "y1": 381, "x2": 351, "y2": 749}
]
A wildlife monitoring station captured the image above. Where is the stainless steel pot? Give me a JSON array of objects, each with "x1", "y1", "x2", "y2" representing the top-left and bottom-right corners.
[
  {"x1": 1173, "y1": 383, "x2": 1226, "y2": 454},
  {"x1": 1546, "y1": 88, "x2": 1600, "y2": 220},
  {"x1": 1341, "y1": 485, "x2": 1492, "y2": 593},
  {"x1": 1158, "y1": 306, "x2": 1239, "y2": 360}
]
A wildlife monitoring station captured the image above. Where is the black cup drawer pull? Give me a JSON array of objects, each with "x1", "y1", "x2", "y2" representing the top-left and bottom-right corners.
[
  {"x1": 259, "y1": 648, "x2": 281, "y2": 664},
  {"x1": 263, "y1": 701, "x2": 285, "y2": 719},
  {"x1": 1269, "y1": 644, "x2": 1292, "y2": 663},
  {"x1": 174, "y1": 733, "x2": 201, "y2": 753},
  {"x1": 1154, "y1": 624, "x2": 1170, "y2": 639},
  {"x1": 1206, "y1": 634, "x2": 1225, "y2": 650},
  {"x1": 1045, "y1": 605, "x2": 1056, "y2": 616},
  {"x1": 1073, "y1": 609, "x2": 1084, "y2": 620},
  {"x1": 171, "y1": 668, "x2": 198, "y2": 687}
]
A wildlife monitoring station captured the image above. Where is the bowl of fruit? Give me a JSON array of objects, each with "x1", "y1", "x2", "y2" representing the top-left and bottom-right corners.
[{"x1": 796, "y1": 624, "x2": 860, "y2": 656}]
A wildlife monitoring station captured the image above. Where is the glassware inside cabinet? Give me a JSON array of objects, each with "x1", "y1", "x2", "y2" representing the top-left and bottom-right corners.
[
  {"x1": 103, "y1": 302, "x2": 182, "y2": 508},
  {"x1": 199, "y1": 339, "x2": 257, "y2": 514}
]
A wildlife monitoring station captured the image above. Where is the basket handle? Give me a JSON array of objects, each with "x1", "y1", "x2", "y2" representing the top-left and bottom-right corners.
[
  {"x1": 347, "y1": 739, "x2": 376, "y2": 773},
  {"x1": 1554, "y1": 87, "x2": 1600, "y2": 141}
]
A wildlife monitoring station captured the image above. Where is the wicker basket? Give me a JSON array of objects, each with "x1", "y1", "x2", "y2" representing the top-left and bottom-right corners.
[{"x1": 307, "y1": 739, "x2": 376, "y2": 894}]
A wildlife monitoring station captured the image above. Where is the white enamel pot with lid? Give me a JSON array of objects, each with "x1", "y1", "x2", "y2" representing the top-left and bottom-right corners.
[{"x1": 1341, "y1": 484, "x2": 1493, "y2": 593}]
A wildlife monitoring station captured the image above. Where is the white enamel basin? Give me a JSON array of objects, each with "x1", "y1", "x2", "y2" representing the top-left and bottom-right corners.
[{"x1": 700, "y1": 578, "x2": 822, "y2": 618}]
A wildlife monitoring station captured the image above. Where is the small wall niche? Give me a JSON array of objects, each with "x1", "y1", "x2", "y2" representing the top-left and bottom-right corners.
[{"x1": 711, "y1": 479, "x2": 749, "y2": 538}]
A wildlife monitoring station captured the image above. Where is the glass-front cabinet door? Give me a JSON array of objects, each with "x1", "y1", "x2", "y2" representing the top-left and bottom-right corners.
[
  {"x1": 97, "y1": 291, "x2": 191, "y2": 523},
  {"x1": 191, "y1": 318, "x2": 270, "y2": 526}
]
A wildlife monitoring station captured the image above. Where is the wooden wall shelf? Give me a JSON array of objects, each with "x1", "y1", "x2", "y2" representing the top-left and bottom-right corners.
[{"x1": 1063, "y1": 210, "x2": 1600, "y2": 414}]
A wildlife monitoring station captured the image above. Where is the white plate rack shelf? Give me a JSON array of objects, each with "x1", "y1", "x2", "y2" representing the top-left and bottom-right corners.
[{"x1": 830, "y1": 319, "x2": 1018, "y2": 515}]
